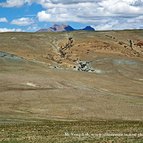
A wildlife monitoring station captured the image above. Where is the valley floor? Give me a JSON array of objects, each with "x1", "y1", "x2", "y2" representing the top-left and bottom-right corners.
[{"x1": 0, "y1": 31, "x2": 143, "y2": 142}]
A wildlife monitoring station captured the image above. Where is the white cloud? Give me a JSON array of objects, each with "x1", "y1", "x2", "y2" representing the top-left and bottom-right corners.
[
  {"x1": 37, "y1": 2, "x2": 103, "y2": 23},
  {"x1": 127, "y1": 15, "x2": 143, "y2": 23},
  {"x1": 26, "y1": 24, "x2": 40, "y2": 31},
  {"x1": 0, "y1": 17, "x2": 8, "y2": 23},
  {"x1": 11, "y1": 17, "x2": 34, "y2": 26},
  {"x1": 36, "y1": 0, "x2": 143, "y2": 24},
  {"x1": 99, "y1": 0, "x2": 142, "y2": 16},
  {"x1": 1, "y1": 0, "x2": 143, "y2": 16},
  {"x1": 0, "y1": 28, "x2": 22, "y2": 32},
  {"x1": 1, "y1": 0, "x2": 143, "y2": 30},
  {"x1": 94, "y1": 20, "x2": 119, "y2": 30},
  {"x1": 93, "y1": 15, "x2": 143, "y2": 30},
  {"x1": 0, "y1": 0, "x2": 32, "y2": 7}
]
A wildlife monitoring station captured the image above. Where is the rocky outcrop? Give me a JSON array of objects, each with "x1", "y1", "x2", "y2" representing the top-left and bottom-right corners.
[{"x1": 59, "y1": 37, "x2": 74, "y2": 58}]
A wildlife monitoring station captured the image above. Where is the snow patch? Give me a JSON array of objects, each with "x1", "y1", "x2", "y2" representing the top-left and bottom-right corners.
[
  {"x1": 26, "y1": 82, "x2": 37, "y2": 87},
  {"x1": 94, "y1": 69, "x2": 103, "y2": 74}
]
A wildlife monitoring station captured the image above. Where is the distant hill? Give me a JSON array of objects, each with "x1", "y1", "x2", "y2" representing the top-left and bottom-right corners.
[
  {"x1": 37, "y1": 24, "x2": 75, "y2": 32},
  {"x1": 82, "y1": 26, "x2": 95, "y2": 31},
  {"x1": 36, "y1": 24, "x2": 95, "y2": 32}
]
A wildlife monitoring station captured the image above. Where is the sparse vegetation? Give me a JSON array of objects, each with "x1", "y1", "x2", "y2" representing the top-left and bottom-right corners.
[{"x1": 0, "y1": 120, "x2": 143, "y2": 143}]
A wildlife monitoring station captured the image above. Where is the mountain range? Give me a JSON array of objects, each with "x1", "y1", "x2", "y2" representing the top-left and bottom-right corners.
[{"x1": 37, "y1": 24, "x2": 95, "y2": 32}]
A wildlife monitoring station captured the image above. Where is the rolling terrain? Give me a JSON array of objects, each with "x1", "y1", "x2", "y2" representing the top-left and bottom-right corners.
[{"x1": 0, "y1": 30, "x2": 143, "y2": 142}]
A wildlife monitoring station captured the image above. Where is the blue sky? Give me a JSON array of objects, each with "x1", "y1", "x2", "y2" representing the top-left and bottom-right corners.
[{"x1": 0, "y1": 0, "x2": 143, "y2": 32}]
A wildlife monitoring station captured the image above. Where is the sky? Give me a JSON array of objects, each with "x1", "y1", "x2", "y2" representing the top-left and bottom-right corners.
[{"x1": 0, "y1": 0, "x2": 143, "y2": 32}]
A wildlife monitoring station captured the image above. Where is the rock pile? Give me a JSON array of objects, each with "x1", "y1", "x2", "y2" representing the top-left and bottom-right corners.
[{"x1": 74, "y1": 60, "x2": 95, "y2": 72}]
